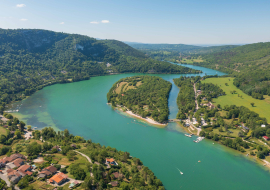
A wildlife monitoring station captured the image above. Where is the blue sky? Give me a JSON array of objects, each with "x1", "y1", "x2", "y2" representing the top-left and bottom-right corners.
[{"x1": 0, "y1": 0, "x2": 270, "y2": 44}]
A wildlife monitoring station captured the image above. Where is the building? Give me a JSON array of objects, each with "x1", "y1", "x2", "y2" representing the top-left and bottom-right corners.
[
  {"x1": 110, "y1": 181, "x2": 119, "y2": 187},
  {"x1": 261, "y1": 125, "x2": 266, "y2": 128},
  {"x1": 112, "y1": 172, "x2": 119, "y2": 179},
  {"x1": 38, "y1": 166, "x2": 57, "y2": 178},
  {"x1": 7, "y1": 170, "x2": 22, "y2": 184},
  {"x1": 49, "y1": 172, "x2": 68, "y2": 185},
  {"x1": 12, "y1": 158, "x2": 24, "y2": 167},
  {"x1": 18, "y1": 165, "x2": 32, "y2": 173},
  {"x1": 106, "y1": 158, "x2": 118, "y2": 165},
  {"x1": 263, "y1": 136, "x2": 269, "y2": 141},
  {"x1": 51, "y1": 146, "x2": 61, "y2": 151}
]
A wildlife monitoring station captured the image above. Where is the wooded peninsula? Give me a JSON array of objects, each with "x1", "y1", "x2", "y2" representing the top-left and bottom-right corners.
[{"x1": 107, "y1": 76, "x2": 172, "y2": 124}]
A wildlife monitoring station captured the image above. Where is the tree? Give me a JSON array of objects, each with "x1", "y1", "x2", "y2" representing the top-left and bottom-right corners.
[
  {"x1": 26, "y1": 142, "x2": 42, "y2": 156},
  {"x1": 251, "y1": 102, "x2": 255, "y2": 107},
  {"x1": 70, "y1": 164, "x2": 86, "y2": 180},
  {"x1": 15, "y1": 130, "x2": 22, "y2": 139},
  {"x1": 27, "y1": 125, "x2": 32, "y2": 131}
]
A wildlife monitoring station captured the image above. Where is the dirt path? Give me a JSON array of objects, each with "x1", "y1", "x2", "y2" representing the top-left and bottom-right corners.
[{"x1": 74, "y1": 150, "x2": 92, "y2": 164}]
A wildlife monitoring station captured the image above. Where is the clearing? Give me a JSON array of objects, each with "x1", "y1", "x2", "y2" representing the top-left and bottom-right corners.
[{"x1": 202, "y1": 77, "x2": 270, "y2": 122}]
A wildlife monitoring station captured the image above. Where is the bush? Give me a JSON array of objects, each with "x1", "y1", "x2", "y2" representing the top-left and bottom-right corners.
[
  {"x1": 54, "y1": 164, "x2": 61, "y2": 170},
  {"x1": 60, "y1": 167, "x2": 67, "y2": 173}
]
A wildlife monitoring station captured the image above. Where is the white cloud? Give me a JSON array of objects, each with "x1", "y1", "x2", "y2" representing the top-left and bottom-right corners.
[
  {"x1": 90, "y1": 21, "x2": 99, "y2": 24},
  {"x1": 101, "y1": 20, "x2": 109, "y2": 23},
  {"x1": 60, "y1": 22, "x2": 64, "y2": 25},
  {"x1": 16, "y1": 4, "x2": 26, "y2": 8},
  {"x1": 20, "y1": 18, "x2": 28, "y2": 21}
]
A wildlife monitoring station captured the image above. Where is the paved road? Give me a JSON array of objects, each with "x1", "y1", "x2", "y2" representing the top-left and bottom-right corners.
[
  {"x1": 74, "y1": 150, "x2": 92, "y2": 163},
  {"x1": 0, "y1": 169, "x2": 20, "y2": 190}
]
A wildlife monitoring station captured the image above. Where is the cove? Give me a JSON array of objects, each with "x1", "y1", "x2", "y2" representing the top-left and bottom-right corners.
[{"x1": 11, "y1": 65, "x2": 270, "y2": 190}]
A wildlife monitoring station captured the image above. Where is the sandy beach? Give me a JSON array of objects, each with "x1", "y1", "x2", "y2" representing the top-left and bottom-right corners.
[{"x1": 125, "y1": 111, "x2": 167, "y2": 126}]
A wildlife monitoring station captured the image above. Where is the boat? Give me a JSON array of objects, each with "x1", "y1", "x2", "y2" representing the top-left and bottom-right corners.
[
  {"x1": 198, "y1": 160, "x2": 201, "y2": 162},
  {"x1": 180, "y1": 171, "x2": 183, "y2": 175}
]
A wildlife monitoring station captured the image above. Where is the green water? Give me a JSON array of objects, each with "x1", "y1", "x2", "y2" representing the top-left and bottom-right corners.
[{"x1": 11, "y1": 65, "x2": 270, "y2": 190}]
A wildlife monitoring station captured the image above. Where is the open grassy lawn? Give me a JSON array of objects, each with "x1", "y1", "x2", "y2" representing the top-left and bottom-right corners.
[
  {"x1": 212, "y1": 128, "x2": 241, "y2": 138},
  {"x1": 30, "y1": 180, "x2": 55, "y2": 190},
  {"x1": 202, "y1": 77, "x2": 270, "y2": 122},
  {"x1": 0, "y1": 126, "x2": 7, "y2": 136}
]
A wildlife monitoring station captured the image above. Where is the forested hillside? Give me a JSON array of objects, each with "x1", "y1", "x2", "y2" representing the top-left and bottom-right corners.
[
  {"x1": 107, "y1": 76, "x2": 172, "y2": 123},
  {"x1": 128, "y1": 43, "x2": 237, "y2": 62},
  {"x1": 0, "y1": 29, "x2": 198, "y2": 113},
  {"x1": 193, "y1": 42, "x2": 270, "y2": 99}
]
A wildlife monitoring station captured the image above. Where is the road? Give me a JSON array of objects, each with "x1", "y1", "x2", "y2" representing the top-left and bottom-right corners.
[
  {"x1": 0, "y1": 169, "x2": 20, "y2": 190},
  {"x1": 193, "y1": 83, "x2": 199, "y2": 110},
  {"x1": 74, "y1": 150, "x2": 92, "y2": 164}
]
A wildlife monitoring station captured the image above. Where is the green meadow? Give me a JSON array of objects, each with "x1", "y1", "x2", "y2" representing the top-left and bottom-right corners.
[{"x1": 202, "y1": 77, "x2": 270, "y2": 123}]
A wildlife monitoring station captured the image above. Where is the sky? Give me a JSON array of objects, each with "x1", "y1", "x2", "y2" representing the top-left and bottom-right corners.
[{"x1": 0, "y1": 0, "x2": 270, "y2": 44}]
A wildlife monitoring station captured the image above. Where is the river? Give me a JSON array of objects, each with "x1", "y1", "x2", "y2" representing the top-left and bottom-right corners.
[{"x1": 11, "y1": 65, "x2": 270, "y2": 190}]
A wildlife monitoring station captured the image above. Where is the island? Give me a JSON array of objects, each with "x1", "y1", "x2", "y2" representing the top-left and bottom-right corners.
[{"x1": 107, "y1": 76, "x2": 172, "y2": 125}]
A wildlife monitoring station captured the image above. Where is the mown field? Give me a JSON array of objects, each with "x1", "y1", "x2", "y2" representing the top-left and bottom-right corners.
[{"x1": 202, "y1": 77, "x2": 270, "y2": 123}]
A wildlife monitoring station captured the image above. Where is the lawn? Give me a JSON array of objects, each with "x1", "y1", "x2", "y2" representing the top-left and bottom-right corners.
[
  {"x1": 202, "y1": 77, "x2": 270, "y2": 122},
  {"x1": 212, "y1": 128, "x2": 241, "y2": 138},
  {"x1": 0, "y1": 126, "x2": 7, "y2": 136},
  {"x1": 29, "y1": 180, "x2": 55, "y2": 190}
]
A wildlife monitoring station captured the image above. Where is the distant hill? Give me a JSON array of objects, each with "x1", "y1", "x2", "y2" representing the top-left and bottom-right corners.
[
  {"x1": 128, "y1": 43, "x2": 237, "y2": 54},
  {"x1": 0, "y1": 29, "x2": 199, "y2": 111},
  {"x1": 127, "y1": 43, "x2": 237, "y2": 62}
]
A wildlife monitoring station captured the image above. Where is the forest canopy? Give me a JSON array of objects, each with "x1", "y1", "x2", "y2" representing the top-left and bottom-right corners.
[
  {"x1": 0, "y1": 28, "x2": 199, "y2": 113},
  {"x1": 107, "y1": 76, "x2": 172, "y2": 123}
]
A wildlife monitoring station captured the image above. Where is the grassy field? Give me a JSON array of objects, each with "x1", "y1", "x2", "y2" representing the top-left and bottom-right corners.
[
  {"x1": 0, "y1": 126, "x2": 7, "y2": 136},
  {"x1": 212, "y1": 128, "x2": 241, "y2": 138},
  {"x1": 202, "y1": 77, "x2": 270, "y2": 123}
]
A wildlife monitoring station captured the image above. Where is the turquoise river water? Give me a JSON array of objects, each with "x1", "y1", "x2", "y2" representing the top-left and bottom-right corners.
[{"x1": 11, "y1": 65, "x2": 270, "y2": 190}]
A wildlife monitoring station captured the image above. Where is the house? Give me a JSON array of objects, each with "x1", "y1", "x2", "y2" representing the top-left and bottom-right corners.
[
  {"x1": 110, "y1": 181, "x2": 119, "y2": 187},
  {"x1": 106, "y1": 158, "x2": 118, "y2": 165},
  {"x1": 18, "y1": 165, "x2": 32, "y2": 173},
  {"x1": 38, "y1": 166, "x2": 57, "y2": 178},
  {"x1": 3, "y1": 125, "x2": 8, "y2": 128},
  {"x1": 51, "y1": 146, "x2": 61, "y2": 152},
  {"x1": 112, "y1": 172, "x2": 119, "y2": 179},
  {"x1": 38, "y1": 170, "x2": 52, "y2": 178},
  {"x1": 9, "y1": 154, "x2": 24, "y2": 162},
  {"x1": 261, "y1": 125, "x2": 266, "y2": 128},
  {"x1": 7, "y1": 170, "x2": 22, "y2": 184},
  {"x1": 12, "y1": 158, "x2": 24, "y2": 167},
  {"x1": 71, "y1": 144, "x2": 77, "y2": 149},
  {"x1": 263, "y1": 136, "x2": 269, "y2": 141},
  {"x1": 49, "y1": 172, "x2": 68, "y2": 185}
]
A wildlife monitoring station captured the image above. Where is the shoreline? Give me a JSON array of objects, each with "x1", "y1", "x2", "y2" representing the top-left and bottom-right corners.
[
  {"x1": 108, "y1": 103, "x2": 167, "y2": 127},
  {"x1": 125, "y1": 110, "x2": 167, "y2": 127},
  {"x1": 176, "y1": 121, "x2": 270, "y2": 170}
]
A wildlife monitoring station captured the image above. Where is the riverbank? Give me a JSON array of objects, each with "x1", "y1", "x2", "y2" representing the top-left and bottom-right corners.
[
  {"x1": 109, "y1": 103, "x2": 167, "y2": 127},
  {"x1": 125, "y1": 110, "x2": 167, "y2": 127}
]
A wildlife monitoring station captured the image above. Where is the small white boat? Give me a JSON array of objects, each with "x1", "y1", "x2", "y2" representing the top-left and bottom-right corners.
[{"x1": 180, "y1": 172, "x2": 183, "y2": 175}]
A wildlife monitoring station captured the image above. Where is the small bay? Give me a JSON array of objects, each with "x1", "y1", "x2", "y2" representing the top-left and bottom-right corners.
[{"x1": 11, "y1": 65, "x2": 270, "y2": 190}]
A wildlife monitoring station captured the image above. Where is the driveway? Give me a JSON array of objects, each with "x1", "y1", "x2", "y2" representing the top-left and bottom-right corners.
[
  {"x1": 0, "y1": 169, "x2": 20, "y2": 190},
  {"x1": 74, "y1": 150, "x2": 92, "y2": 163}
]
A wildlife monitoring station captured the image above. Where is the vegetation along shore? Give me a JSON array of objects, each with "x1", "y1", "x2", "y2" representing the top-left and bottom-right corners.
[
  {"x1": 107, "y1": 76, "x2": 172, "y2": 125},
  {"x1": 173, "y1": 75, "x2": 270, "y2": 169},
  {"x1": 0, "y1": 113, "x2": 165, "y2": 189}
]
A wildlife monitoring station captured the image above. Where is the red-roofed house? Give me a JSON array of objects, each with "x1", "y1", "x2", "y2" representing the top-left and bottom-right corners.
[
  {"x1": 49, "y1": 172, "x2": 68, "y2": 185},
  {"x1": 13, "y1": 158, "x2": 24, "y2": 167},
  {"x1": 263, "y1": 136, "x2": 269, "y2": 141},
  {"x1": 18, "y1": 165, "x2": 32, "y2": 173}
]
